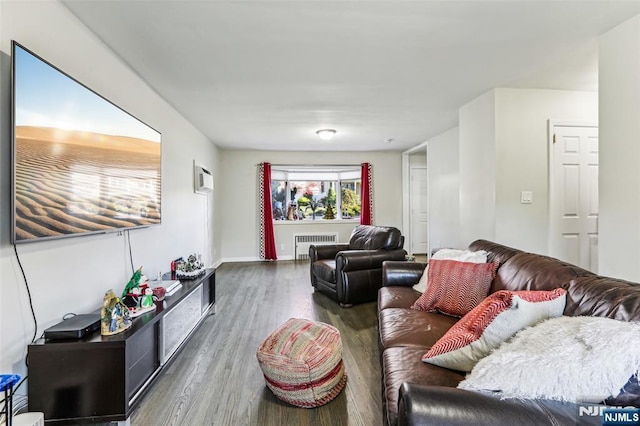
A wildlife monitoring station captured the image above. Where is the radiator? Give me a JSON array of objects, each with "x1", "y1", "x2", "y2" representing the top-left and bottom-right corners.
[{"x1": 294, "y1": 233, "x2": 339, "y2": 260}]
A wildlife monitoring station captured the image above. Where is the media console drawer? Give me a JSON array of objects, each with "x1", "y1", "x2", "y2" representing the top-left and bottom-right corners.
[
  {"x1": 28, "y1": 342, "x2": 126, "y2": 420},
  {"x1": 127, "y1": 322, "x2": 159, "y2": 400},
  {"x1": 160, "y1": 285, "x2": 202, "y2": 365}
]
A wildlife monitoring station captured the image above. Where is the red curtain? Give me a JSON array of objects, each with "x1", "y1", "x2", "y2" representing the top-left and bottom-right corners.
[
  {"x1": 360, "y1": 163, "x2": 373, "y2": 225},
  {"x1": 259, "y1": 162, "x2": 277, "y2": 260}
]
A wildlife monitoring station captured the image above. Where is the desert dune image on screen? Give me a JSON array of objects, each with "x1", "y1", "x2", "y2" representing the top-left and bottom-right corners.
[{"x1": 13, "y1": 44, "x2": 161, "y2": 242}]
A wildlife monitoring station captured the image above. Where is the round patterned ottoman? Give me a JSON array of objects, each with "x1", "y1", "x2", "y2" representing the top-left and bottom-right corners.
[{"x1": 256, "y1": 318, "x2": 347, "y2": 408}]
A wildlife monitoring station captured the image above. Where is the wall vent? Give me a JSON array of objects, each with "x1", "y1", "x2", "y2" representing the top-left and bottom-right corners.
[{"x1": 294, "y1": 233, "x2": 339, "y2": 261}]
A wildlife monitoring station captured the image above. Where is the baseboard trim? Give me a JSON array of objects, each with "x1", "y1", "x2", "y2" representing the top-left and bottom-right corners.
[
  {"x1": 219, "y1": 256, "x2": 261, "y2": 263},
  {"x1": 217, "y1": 255, "x2": 296, "y2": 264}
]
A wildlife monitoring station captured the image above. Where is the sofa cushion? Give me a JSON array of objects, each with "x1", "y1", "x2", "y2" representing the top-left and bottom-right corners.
[
  {"x1": 459, "y1": 316, "x2": 640, "y2": 403},
  {"x1": 382, "y1": 346, "x2": 465, "y2": 426},
  {"x1": 378, "y1": 286, "x2": 421, "y2": 310},
  {"x1": 378, "y1": 308, "x2": 457, "y2": 350},
  {"x1": 413, "y1": 249, "x2": 488, "y2": 293},
  {"x1": 422, "y1": 288, "x2": 566, "y2": 372},
  {"x1": 489, "y1": 252, "x2": 593, "y2": 294},
  {"x1": 348, "y1": 225, "x2": 402, "y2": 250},
  {"x1": 311, "y1": 259, "x2": 337, "y2": 286},
  {"x1": 411, "y1": 260, "x2": 498, "y2": 317},
  {"x1": 468, "y1": 239, "x2": 523, "y2": 266},
  {"x1": 565, "y1": 276, "x2": 640, "y2": 321}
]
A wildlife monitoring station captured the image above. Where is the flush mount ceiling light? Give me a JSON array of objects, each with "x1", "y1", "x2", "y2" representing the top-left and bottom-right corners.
[{"x1": 316, "y1": 129, "x2": 337, "y2": 140}]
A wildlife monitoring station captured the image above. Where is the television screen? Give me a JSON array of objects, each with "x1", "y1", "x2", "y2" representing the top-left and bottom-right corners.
[{"x1": 11, "y1": 41, "x2": 161, "y2": 243}]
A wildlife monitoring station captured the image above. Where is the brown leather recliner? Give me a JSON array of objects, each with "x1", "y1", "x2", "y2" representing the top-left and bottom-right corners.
[{"x1": 309, "y1": 225, "x2": 407, "y2": 307}]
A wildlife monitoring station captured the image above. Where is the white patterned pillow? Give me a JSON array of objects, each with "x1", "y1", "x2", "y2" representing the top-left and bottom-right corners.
[
  {"x1": 433, "y1": 249, "x2": 488, "y2": 263},
  {"x1": 413, "y1": 249, "x2": 488, "y2": 293},
  {"x1": 422, "y1": 289, "x2": 566, "y2": 372},
  {"x1": 459, "y1": 316, "x2": 640, "y2": 403}
]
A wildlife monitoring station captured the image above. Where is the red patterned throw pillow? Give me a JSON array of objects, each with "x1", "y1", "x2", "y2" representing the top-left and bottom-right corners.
[
  {"x1": 411, "y1": 259, "x2": 498, "y2": 317},
  {"x1": 422, "y1": 288, "x2": 567, "y2": 372},
  {"x1": 413, "y1": 249, "x2": 488, "y2": 293}
]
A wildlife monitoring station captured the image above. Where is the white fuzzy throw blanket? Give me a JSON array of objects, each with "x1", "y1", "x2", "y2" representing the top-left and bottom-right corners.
[{"x1": 458, "y1": 315, "x2": 640, "y2": 403}]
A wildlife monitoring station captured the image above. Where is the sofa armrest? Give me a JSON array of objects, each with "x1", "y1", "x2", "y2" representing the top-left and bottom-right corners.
[
  {"x1": 309, "y1": 244, "x2": 350, "y2": 262},
  {"x1": 336, "y1": 249, "x2": 407, "y2": 272},
  {"x1": 398, "y1": 383, "x2": 585, "y2": 426},
  {"x1": 382, "y1": 261, "x2": 427, "y2": 287}
]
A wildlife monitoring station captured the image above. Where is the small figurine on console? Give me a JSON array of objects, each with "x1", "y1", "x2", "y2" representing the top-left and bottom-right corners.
[
  {"x1": 101, "y1": 289, "x2": 132, "y2": 336},
  {"x1": 175, "y1": 254, "x2": 205, "y2": 279},
  {"x1": 122, "y1": 266, "x2": 149, "y2": 309},
  {"x1": 140, "y1": 288, "x2": 154, "y2": 308},
  {"x1": 120, "y1": 266, "x2": 158, "y2": 317}
]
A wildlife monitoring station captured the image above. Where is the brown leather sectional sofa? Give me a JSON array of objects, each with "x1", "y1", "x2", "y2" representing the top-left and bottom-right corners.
[{"x1": 379, "y1": 239, "x2": 640, "y2": 426}]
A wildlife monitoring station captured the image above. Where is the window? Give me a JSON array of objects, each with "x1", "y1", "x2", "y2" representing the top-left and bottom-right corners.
[{"x1": 271, "y1": 166, "x2": 361, "y2": 221}]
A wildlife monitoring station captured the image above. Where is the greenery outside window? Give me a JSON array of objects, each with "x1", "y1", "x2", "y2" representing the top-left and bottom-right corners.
[{"x1": 271, "y1": 166, "x2": 361, "y2": 221}]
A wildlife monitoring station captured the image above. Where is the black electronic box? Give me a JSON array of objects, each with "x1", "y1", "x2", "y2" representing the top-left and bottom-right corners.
[{"x1": 44, "y1": 314, "x2": 101, "y2": 341}]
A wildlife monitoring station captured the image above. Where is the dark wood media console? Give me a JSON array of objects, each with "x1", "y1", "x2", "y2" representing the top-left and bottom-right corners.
[{"x1": 28, "y1": 268, "x2": 215, "y2": 424}]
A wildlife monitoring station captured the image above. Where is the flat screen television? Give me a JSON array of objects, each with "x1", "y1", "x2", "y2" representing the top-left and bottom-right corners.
[{"x1": 11, "y1": 41, "x2": 162, "y2": 243}]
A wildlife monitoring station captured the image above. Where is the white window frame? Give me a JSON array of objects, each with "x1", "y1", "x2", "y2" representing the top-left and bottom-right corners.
[{"x1": 271, "y1": 165, "x2": 361, "y2": 222}]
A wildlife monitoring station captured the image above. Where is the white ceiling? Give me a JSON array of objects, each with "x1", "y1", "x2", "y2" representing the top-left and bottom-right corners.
[{"x1": 63, "y1": 1, "x2": 640, "y2": 152}]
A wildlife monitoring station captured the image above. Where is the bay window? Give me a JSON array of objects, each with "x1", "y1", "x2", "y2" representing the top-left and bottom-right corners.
[{"x1": 271, "y1": 166, "x2": 361, "y2": 221}]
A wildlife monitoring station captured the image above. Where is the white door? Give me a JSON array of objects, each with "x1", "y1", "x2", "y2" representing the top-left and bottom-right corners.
[
  {"x1": 410, "y1": 167, "x2": 428, "y2": 254},
  {"x1": 549, "y1": 123, "x2": 599, "y2": 272}
]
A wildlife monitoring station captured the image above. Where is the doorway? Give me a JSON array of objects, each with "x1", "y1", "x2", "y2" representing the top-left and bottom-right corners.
[
  {"x1": 548, "y1": 121, "x2": 599, "y2": 272},
  {"x1": 402, "y1": 142, "x2": 428, "y2": 256},
  {"x1": 410, "y1": 166, "x2": 428, "y2": 254}
]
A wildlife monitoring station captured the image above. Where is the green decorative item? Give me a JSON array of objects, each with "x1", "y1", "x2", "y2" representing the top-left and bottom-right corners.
[
  {"x1": 140, "y1": 288, "x2": 154, "y2": 308},
  {"x1": 122, "y1": 266, "x2": 144, "y2": 299}
]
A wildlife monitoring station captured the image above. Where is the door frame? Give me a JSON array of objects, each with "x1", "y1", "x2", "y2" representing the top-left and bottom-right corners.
[
  {"x1": 402, "y1": 141, "x2": 428, "y2": 256},
  {"x1": 409, "y1": 165, "x2": 428, "y2": 255},
  {"x1": 547, "y1": 119, "x2": 598, "y2": 260}
]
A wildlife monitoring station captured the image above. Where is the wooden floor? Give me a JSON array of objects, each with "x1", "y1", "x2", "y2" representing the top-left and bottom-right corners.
[{"x1": 130, "y1": 261, "x2": 382, "y2": 426}]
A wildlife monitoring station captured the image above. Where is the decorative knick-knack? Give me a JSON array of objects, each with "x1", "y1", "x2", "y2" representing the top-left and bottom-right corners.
[
  {"x1": 324, "y1": 204, "x2": 335, "y2": 220},
  {"x1": 175, "y1": 253, "x2": 205, "y2": 279},
  {"x1": 141, "y1": 288, "x2": 154, "y2": 308},
  {"x1": 121, "y1": 267, "x2": 144, "y2": 299},
  {"x1": 101, "y1": 289, "x2": 132, "y2": 336}
]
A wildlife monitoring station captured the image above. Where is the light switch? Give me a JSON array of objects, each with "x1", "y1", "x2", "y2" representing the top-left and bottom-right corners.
[{"x1": 521, "y1": 191, "x2": 533, "y2": 204}]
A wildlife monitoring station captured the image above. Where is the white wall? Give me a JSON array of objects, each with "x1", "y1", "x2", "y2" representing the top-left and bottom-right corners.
[
  {"x1": 456, "y1": 88, "x2": 598, "y2": 252},
  {"x1": 219, "y1": 150, "x2": 403, "y2": 260},
  {"x1": 598, "y1": 14, "x2": 640, "y2": 281},
  {"x1": 459, "y1": 90, "x2": 496, "y2": 245},
  {"x1": 409, "y1": 153, "x2": 426, "y2": 167},
  {"x1": 0, "y1": 2, "x2": 221, "y2": 376},
  {"x1": 428, "y1": 127, "x2": 460, "y2": 250},
  {"x1": 494, "y1": 88, "x2": 598, "y2": 254}
]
